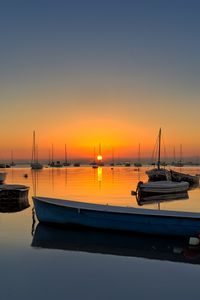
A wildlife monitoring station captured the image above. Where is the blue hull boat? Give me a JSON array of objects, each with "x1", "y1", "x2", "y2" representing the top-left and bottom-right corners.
[{"x1": 33, "y1": 196, "x2": 200, "y2": 237}]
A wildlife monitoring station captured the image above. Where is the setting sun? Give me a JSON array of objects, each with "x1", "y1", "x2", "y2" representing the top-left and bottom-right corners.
[{"x1": 97, "y1": 155, "x2": 103, "y2": 161}]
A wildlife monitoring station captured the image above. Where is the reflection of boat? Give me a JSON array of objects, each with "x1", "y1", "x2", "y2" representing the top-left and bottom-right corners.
[
  {"x1": 32, "y1": 223, "x2": 200, "y2": 265},
  {"x1": 0, "y1": 172, "x2": 6, "y2": 184},
  {"x1": 0, "y1": 184, "x2": 29, "y2": 212},
  {"x1": 136, "y1": 181, "x2": 189, "y2": 198},
  {"x1": 33, "y1": 196, "x2": 200, "y2": 237},
  {"x1": 136, "y1": 191, "x2": 189, "y2": 206}
]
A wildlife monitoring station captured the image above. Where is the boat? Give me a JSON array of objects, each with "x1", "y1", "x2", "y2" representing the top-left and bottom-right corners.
[
  {"x1": 0, "y1": 163, "x2": 10, "y2": 168},
  {"x1": 134, "y1": 143, "x2": 142, "y2": 167},
  {"x1": 136, "y1": 181, "x2": 189, "y2": 198},
  {"x1": 63, "y1": 144, "x2": 71, "y2": 166},
  {"x1": 73, "y1": 162, "x2": 80, "y2": 167},
  {"x1": 124, "y1": 162, "x2": 131, "y2": 167},
  {"x1": 0, "y1": 172, "x2": 6, "y2": 184},
  {"x1": 146, "y1": 129, "x2": 198, "y2": 186},
  {"x1": 0, "y1": 185, "x2": 29, "y2": 212},
  {"x1": 146, "y1": 128, "x2": 171, "y2": 181},
  {"x1": 31, "y1": 131, "x2": 43, "y2": 170},
  {"x1": 170, "y1": 169, "x2": 199, "y2": 186},
  {"x1": 32, "y1": 223, "x2": 200, "y2": 265},
  {"x1": 50, "y1": 160, "x2": 63, "y2": 168},
  {"x1": 33, "y1": 196, "x2": 200, "y2": 237},
  {"x1": 0, "y1": 184, "x2": 29, "y2": 211}
]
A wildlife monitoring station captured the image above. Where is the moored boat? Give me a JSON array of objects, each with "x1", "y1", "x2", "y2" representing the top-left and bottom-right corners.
[
  {"x1": 33, "y1": 196, "x2": 200, "y2": 237},
  {"x1": 0, "y1": 184, "x2": 29, "y2": 211},
  {"x1": 170, "y1": 169, "x2": 199, "y2": 186},
  {"x1": 0, "y1": 172, "x2": 6, "y2": 184},
  {"x1": 136, "y1": 181, "x2": 189, "y2": 198}
]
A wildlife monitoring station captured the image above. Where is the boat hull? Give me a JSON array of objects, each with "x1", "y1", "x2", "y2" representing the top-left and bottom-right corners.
[{"x1": 33, "y1": 197, "x2": 200, "y2": 237}]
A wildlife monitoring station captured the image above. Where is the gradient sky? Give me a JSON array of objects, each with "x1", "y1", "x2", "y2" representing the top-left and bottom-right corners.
[{"x1": 1, "y1": 0, "x2": 200, "y2": 160}]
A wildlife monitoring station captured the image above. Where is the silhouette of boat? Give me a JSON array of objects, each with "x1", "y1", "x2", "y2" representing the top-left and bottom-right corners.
[{"x1": 0, "y1": 184, "x2": 29, "y2": 212}]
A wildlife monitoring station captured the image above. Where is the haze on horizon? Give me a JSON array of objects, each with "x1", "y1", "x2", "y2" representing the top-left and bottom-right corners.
[{"x1": 1, "y1": 0, "x2": 200, "y2": 160}]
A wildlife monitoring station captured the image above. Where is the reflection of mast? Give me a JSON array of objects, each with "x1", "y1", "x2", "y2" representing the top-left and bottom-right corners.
[{"x1": 31, "y1": 169, "x2": 39, "y2": 196}]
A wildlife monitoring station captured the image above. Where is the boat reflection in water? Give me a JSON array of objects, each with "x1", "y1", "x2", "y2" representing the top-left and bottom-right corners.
[{"x1": 32, "y1": 223, "x2": 200, "y2": 265}]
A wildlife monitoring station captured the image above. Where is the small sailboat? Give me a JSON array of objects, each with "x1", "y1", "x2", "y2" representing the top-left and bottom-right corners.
[
  {"x1": 110, "y1": 148, "x2": 115, "y2": 166},
  {"x1": 31, "y1": 131, "x2": 43, "y2": 170},
  {"x1": 90, "y1": 146, "x2": 98, "y2": 168},
  {"x1": 10, "y1": 150, "x2": 16, "y2": 167},
  {"x1": 134, "y1": 143, "x2": 142, "y2": 167},
  {"x1": 63, "y1": 144, "x2": 71, "y2": 166},
  {"x1": 146, "y1": 128, "x2": 171, "y2": 181}
]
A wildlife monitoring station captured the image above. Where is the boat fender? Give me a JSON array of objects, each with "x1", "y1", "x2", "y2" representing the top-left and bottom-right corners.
[{"x1": 189, "y1": 237, "x2": 200, "y2": 246}]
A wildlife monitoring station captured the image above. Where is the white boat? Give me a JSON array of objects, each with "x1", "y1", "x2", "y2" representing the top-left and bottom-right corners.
[
  {"x1": 0, "y1": 172, "x2": 6, "y2": 183},
  {"x1": 136, "y1": 181, "x2": 189, "y2": 197},
  {"x1": 33, "y1": 196, "x2": 200, "y2": 237}
]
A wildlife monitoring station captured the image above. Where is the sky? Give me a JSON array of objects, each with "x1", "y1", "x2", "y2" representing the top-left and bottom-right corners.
[{"x1": 1, "y1": 0, "x2": 200, "y2": 160}]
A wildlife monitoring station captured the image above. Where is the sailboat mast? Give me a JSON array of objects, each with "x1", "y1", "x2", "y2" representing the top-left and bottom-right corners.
[
  {"x1": 157, "y1": 128, "x2": 161, "y2": 170},
  {"x1": 65, "y1": 144, "x2": 68, "y2": 163},
  {"x1": 33, "y1": 130, "x2": 36, "y2": 163},
  {"x1": 138, "y1": 143, "x2": 141, "y2": 163}
]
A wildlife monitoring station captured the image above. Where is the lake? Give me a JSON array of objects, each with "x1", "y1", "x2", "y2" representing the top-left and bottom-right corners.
[{"x1": 1, "y1": 166, "x2": 200, "y2": 300}]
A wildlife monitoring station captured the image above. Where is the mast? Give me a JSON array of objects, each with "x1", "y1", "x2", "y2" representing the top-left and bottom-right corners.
[
  {"x1": 32, "y1": 130, "x2": 36, "y2": 163},
  {"x1": 138, "y1": 143, "x2": 141, "y2": 163},
  {"x1": 112, "y1": 147, "x2": 114, "y2": 165},
  {"x1": 65, "y1": 144, "x2": 68, "y2": 164},
  {"x1": 157, "y1": 128, "x2": 161, "y2": 170},
  {"x1": 93, "y1": 146, "x2": 96, "y2": 163}
]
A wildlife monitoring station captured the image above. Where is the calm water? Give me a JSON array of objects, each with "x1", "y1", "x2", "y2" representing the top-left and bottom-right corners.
[{"x1": 1, "y1": 166, "x2": 200, "y2": 300}]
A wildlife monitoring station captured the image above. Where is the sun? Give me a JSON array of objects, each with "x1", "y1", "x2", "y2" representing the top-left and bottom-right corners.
[{"x1": 97, "y1": 155, "x2": 103, "y2": 161}]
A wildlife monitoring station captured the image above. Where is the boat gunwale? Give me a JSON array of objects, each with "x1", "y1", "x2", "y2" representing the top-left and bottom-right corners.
[{"x1": 33, "y1": 196, "x2": 200, "y2": 220}]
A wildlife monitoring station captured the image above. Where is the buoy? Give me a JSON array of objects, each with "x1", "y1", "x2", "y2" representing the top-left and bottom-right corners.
[{"x1": 189, "y1": 237, "x2": 200, "y2": 246}]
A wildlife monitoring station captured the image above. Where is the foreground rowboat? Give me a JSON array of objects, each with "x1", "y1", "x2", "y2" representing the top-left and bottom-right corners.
[{"x1": 33, "y1": 196, "x2": 200, "y2": 237}]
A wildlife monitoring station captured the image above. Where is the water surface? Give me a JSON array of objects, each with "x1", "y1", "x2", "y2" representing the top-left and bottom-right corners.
[{"x1": 1, "y1": 166, "x2": 200, "y2": 300}]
